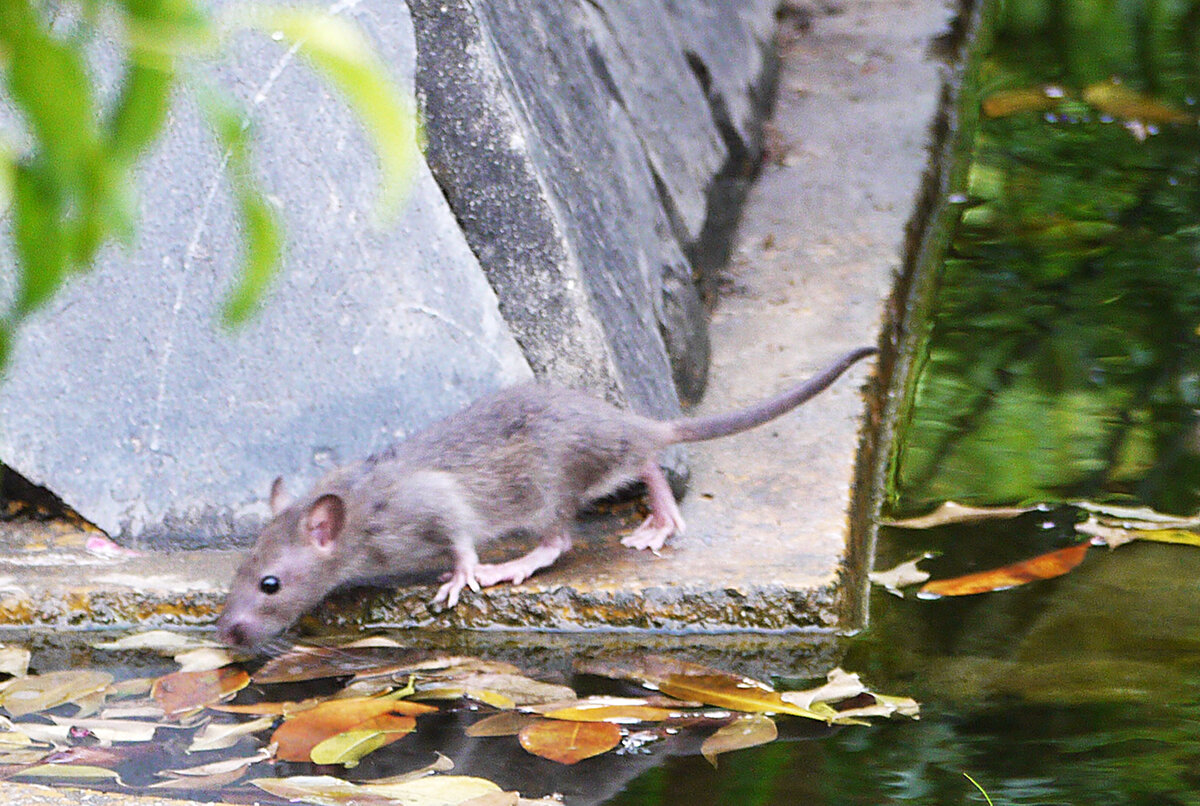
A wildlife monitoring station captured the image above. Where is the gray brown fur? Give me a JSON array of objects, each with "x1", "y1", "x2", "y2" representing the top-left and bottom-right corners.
[{"x1": 216, "y1": 346, "x2": 876, "y2": 649}]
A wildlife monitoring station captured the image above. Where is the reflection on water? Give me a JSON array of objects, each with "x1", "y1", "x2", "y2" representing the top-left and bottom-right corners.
[{"x1": 888, "y1": 0, "x2": 1200, "y2": 519}]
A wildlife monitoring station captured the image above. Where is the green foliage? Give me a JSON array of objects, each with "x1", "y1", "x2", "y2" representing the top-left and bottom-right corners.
[
  {"x1": 0, "y1": 0, "x2": 417, "y2": 362},
  {"x1": 889, "y1": 0, "x2": 1200, "y2": 517}
]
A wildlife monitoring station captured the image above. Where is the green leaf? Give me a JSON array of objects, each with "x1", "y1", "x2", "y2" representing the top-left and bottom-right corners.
[
  {"x1": 196, "y1": 86, "x2": 283, "y2": 326},
  {"x1": 233, "y1": 6, "x2": 421, "y2": 219}
]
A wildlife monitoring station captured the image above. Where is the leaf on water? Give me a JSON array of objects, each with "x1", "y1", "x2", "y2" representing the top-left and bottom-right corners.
[
  {"x1": 362, "y1": 751, "x2": 454, "y2": 784},
  {"x1": 209, "y1": 698, "x2": 320, "y2": 717},
  {"x1": 14, "y1": 764, "x2": 125, "y2": 783},
  {"x1": 309, "y1": 714, "x2": 416, "y2": 767},
  {"x1": 780, "y1": 668, "x2": 867, "y2": 709},
  {"x1": 460, "y1": 793, "x2": 520, "y2": 806},
  {"x1": 0, "y1": 645, "x2": 31, "y2": 678},
  {"x1": 1074, "y1": 501, "x2": 1200, "y2": 528},
  {"x1": 700, "y1": 713, "x2": 778, "y2": 768},
  {"x1": 187, "y1": 715, "x2": 275, "y2": 753},
  {"x1": 531, "y1": 697, "x2": 679, "y2": 724},
  {"x1": 466, "y1": 712, "x2": 540, "y2": 738},
  {"x1": 575, "y1": 654, "x2": 830, "y2": 720},
  {"x1": 47, "y1": 715, "x2": 176, "y2": 743},
  {"x1": 981, "y1": 85, "x2": 1066, "y2": 118},
  {"x1": 1078, "y1": 516, "x2": 1200, "y2": 549},
  {"x1": 919, "y1": 542, "x2": 1091, "y2": 598},
  {"x1": 175, "y1": 648, "x2": 239, "y2": 673},
  {"x1": 105, "y1": 677, "x2": 156, "y2": 700},
  {"x1": 98, "y1": 702, "x2": 167, "y2": 720},
  {"x1": 0, "y1": 670, "x2": 113, "y2": 717},
  {"x1": 415, "y1": 672, "x2": 574, "y2": 707},
  {"x1": 162, "y1": 744, "x2": 274, "y2": 777},
  {"x1": 834, "y1": 693, "x2": 920, "y2": 720},
  {"x1": 270, "y1": 697, "x2": 433, "y2": 762},
  {"x1": 517, "y1": 719, "x2": 622, "y2": 765},
  {"x1": 253, "y1": 645, "x2": 460, "y2": 684},
  {"x1": 868, "y1": 554, "x2": 933, "y2": 597},
  {"x1": 252, "y1": 773, "x2": 504, "y2": 806},
  {"x1": 149, "y1": 767, "x2": 248, "y2": 790},
  {"x1": 882, "y1": 502, "x2": 1034, "y2": 529},
  {"x1": 93, "y1": 630, "x2": 219, "y2": 652},
  {"x1": 1082, "y1": 80, "x2": 1194, "y2": 124},
  {"x1": 152, "y1": 666, "x2": 249, "y2": 717},
  {"x1": 0, "y1": 748, "x2": 53, "y2": 765}
]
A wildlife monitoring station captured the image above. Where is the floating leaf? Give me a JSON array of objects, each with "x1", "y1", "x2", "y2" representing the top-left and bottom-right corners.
[
  {"x1": 309, "y1": 714, "x2": 415, "y2": 767},
  {"x1": 187, "y1": 715, "x2": 275, "y2": 753},
  {"x1": 413, "y1": 687, "x2": 516, "y2": 710},
  {"x1": 518, "y1": 719, "x2": 622, "y2": 765},
  {"x1": 882, "y1": 502, "x2": 1034, "y2": 529},
  {"x1": 105, "y1": 678, "x2": 156, "y2": 700},
  {"x1": 253, "y1": 645, "x2": 460, "y2": 684},
  {"x1": 576, "y1": 655, "x2": 831, "y2": 720},
  {"x1": 981, "y1": 85, "x2": 1066, "y2": 118},
  {"x1": 208, "y1": 698, "x2": 319, "y2": 717},
  {"x1": 252, "y1": 773, "x2": 503, "y2": 806},
  {"x1": 1074, "y1": 501, "x2": 1200, "y2": 528},
  {"x1": 919, "y1": 542, "x2": 1090, "y2": 598},
  {"x1": 700, "y1": 713, "x2": 778, "y2": 767},
  {"x1": 270, "y1": 696, "x2": 434, "y2": 762},
  {"x1": 363, "y1": 752, "x2": 455, "y2": 784},
  {"x1": 94, "y1": 630, "x2": 219, "y2": 652},
  {"x1": 162, "y1": 744, "x2": 273, "y2": 777},
  {"x1": 0, "y1": 670, "x2": 113, "y2": 717},
  {"x1": 14, "y1": 763, "x2": 124, "y2": 782},
  {"x1": 175, "y1": 648, "x2": 239, "y2": 673},
  {"x1": 834, "y1": 693, "x2": 920, "y2": 720},
  {"x1": 532, "y1": 698, "x2": 678, "y2": 724},
  {"x1": 780, "y1": 668, "x2": 867, "y2": 709},
  {"x1": 416, "y1": 672, "x2": 573, "y2": 708},
  {"x1": 0, "y1": 645, "x2": 30, "y2": 678},
  {"x1": 868, "y1": 554, "x2": 933, "y2": 597},
  {"x1": 1083, "y1": 80, "x2": 1194, "y2": 124},
  {"x1": 149, "y1": 767, "x2": 248, "y2": 790},
  {"x1": 466, "y1": 712, "x2": 539, "y2": 738},
  {"x1": 47, "y1": 715, "x2": 174, "y2": 743},
  {"x1": 152, "y1": 666, "x2": 249, "y2": 717}
]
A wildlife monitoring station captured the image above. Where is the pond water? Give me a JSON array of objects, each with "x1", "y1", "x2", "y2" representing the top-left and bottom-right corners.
[{"x1": 9, "y1": 1, "x2": 1200, "y2": 804}]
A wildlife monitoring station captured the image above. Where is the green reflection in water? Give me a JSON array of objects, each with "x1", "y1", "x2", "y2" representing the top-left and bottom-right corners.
[{"x1": 888, "y1": 0, "x2": 1200, "y2": 518}]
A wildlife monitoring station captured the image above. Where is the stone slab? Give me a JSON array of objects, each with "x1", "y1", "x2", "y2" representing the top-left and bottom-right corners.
[{"x1": 0, "y1": 1, "x2": 531, "y2": 547}]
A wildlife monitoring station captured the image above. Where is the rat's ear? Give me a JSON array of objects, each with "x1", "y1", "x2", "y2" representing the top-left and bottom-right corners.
[
  {"x1": 269, "y1": 477, "x2": 292, "y2": 515},
  {"x1": 305, "y1": 494, "x2": 345, "y2": 550}
]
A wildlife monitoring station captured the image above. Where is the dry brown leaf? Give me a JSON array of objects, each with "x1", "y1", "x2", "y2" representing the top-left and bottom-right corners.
[
  {"x1": 868, "y1": 554, "x2": 933, "y2": 597},
  {"x1": 270, "y1": 697, "x2": 433, "y2": 762},
  {"x1": 700, "y1": 713, "x2": 778, "y2": 767},
  {"x1": 152, "y1": 666, "x2": 249, "y2": 718},
  {"x1": 517, "y1": 719, "x2": 622, "y2": 765},
  {"x1": 466, "y1": 712, "x2": 540, "y2": 738},
  {"x1": 0, "y1": 670, "x2": 113, "y2": 717},
  {"x1": 919, "y1": 542, "x2": 1090, "y2": 598},
  {"x1": 187, "y1": 715, "x2": 275, "y2": 753}
]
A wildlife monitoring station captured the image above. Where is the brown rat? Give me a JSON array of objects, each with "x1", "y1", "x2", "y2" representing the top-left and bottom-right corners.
[{"x1": 216, "y1": 346, "x2": 875, "y2": 649}]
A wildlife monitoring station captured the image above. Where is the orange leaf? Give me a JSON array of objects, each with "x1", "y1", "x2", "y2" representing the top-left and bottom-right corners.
[
  {"x1": 919, "y1": 542, "x2": 1090, "y2": 598},
  {"x1": 152, "y1": 667, "x2": 249, "y2": 718},
  {"x1": 270, "y1": 697, "x2": 432, "y2": 762},
  {"x1": 208, "y1": 699, "x2": 319, "y2": 717},
  {"x1": 517, "y1": 719, "x2": 621, "y2": 765}
]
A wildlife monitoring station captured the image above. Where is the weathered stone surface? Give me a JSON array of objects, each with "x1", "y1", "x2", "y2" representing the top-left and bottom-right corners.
[
  {"x1": 412, "y1": 0, "x2": 717, "y2": 417},
  {"x1": 0, "y1": 2, "x2": 531, "y2": 546}
]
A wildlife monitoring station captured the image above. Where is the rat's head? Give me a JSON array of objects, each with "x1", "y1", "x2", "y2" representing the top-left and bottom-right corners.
[{"x1": 216, "y1": 478, "x2": 349, "y2": 650}]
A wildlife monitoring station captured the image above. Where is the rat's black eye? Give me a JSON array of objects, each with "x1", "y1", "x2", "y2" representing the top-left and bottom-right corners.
[{"x1": 259, "y1": 576, "x2": 281, "y2": 595}]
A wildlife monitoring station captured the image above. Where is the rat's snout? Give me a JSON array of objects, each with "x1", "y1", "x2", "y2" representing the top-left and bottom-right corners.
[{"x1": 215, "y1": 610, "x2": 255, "y2": 649}]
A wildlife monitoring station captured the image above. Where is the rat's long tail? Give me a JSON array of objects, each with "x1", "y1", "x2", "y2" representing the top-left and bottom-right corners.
[{"x1": 667, "y1": 346, "x2": 877, "y2": 443}]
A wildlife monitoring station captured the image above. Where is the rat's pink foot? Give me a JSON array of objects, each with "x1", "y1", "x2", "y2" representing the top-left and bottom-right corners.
[
  {"x1": 432, "y1": 547, "x2": 481, "y2": 607},
  {"x1": 621, "y1": 460, "x2": 685, "y2": 552},
  {"x1": 475, "y1": 532, "x2": 571, "y2": 587}
]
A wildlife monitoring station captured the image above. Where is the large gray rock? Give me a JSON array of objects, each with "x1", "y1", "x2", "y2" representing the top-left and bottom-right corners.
[{"x1": 0, "y1": 2, "x2": 531, "y2": 547}]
